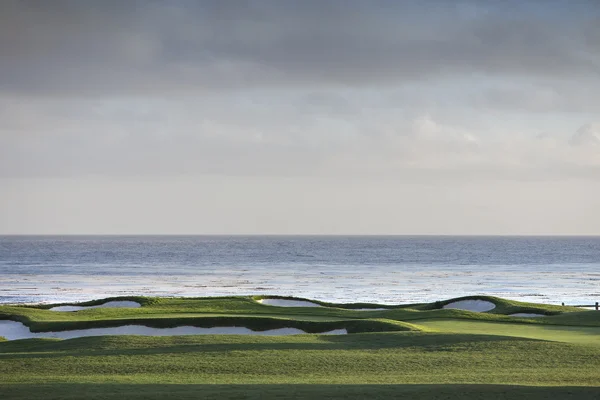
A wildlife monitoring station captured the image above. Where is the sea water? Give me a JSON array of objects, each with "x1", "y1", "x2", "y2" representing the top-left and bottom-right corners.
[{"x1": 1, "y1": 236, "x2": 598, "y2": 305}]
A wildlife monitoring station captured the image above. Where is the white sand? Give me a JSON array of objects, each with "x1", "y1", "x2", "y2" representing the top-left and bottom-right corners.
[
  {"x1": 49, "y1": 301, "x2": 141, "y2": 312},
  {"x1": 257, "y1": 299, "x2": 323, "y2": 307},
  {"x1": 443, "y1": 300, "x2": 496, "y2": 312},
  {"x1": 509, "y1": 313, "x2": 545, "y2": 317},
  {"x1": 350, "y1": 308, "x2": 388, "y2": 311},
  {"x1": 0, "y1": 320, "x2": 347, "y2": 341}
]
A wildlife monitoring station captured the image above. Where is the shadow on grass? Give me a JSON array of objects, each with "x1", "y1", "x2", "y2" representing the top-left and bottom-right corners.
[
  {"x1": 0, "y1": 332, "x2": 534, "y2": 359},
  {"x1": 1, "y1": 383, "x2": 599, "y2": 400}
]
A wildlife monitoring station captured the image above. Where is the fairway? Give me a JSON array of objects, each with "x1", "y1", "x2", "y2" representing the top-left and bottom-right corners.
[
  {"x1": 1, "y1": 295, "x2": 599, "y2": 399},
  {"x1": 418, "y1": 319, "x2": 600, "y2": 346}
]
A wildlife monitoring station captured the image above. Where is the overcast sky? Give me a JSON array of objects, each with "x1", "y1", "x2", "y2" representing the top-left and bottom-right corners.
[{"x1": 1, "y1": 0, "x2": 599, "y2": 235}]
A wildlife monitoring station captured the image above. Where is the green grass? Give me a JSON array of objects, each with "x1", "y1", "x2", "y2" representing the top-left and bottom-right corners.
[
  {"x1": 3, "y1": 295, "x2": 595, "y2": 326},
  {"x1": 1, "y1": 295, "x2": 599, "y2": 399},
  {"x1": 417, "y1": 319, "x2": 600, "y2": 346},
  {"x1": 2, "y1": 333, "x2": 600, "y2": 384},
  {"x1": 3, "y1": 384, "x2": 599, "y2": 400},
  {"x1": 8, "y1": 315, "x2": 419, "y2": 335}
]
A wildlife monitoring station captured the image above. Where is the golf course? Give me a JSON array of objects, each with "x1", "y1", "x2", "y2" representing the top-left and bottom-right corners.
[{"x1": 1, "y1": 295, "x2": 599, "y2": 399}]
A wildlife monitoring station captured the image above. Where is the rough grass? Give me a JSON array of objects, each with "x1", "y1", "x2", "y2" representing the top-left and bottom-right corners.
[
  {"x1": 2, "y1": 384, "x2": 600, "y2": 400},
  {"x1": 2, "y1": 384, "x2": 599, "y2": 400}
]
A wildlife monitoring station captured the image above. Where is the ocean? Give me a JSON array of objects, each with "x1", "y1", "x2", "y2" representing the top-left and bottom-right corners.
[{"x1": 1, "y1": 235, "x2": 599, "y2": 305}]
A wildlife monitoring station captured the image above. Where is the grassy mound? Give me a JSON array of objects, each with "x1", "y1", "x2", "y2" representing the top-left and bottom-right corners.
[{"x1": 2, "y1": 295, "x2": 598, "y2": 337}]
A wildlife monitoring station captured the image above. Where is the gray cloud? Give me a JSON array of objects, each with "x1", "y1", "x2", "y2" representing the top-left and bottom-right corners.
[
  {"x1": 1, "y1": 1, "x2": 598, "y2": 182},
  {"x1": 1, "y1": 0, "x2": 598, "y2": 95},
  {"x1": 3, "y1": 1, "x2": 600, "y2": 235},
  {"x1": 570, "y1": 123, "x2": 600, "y2": 146},
  {"x1": 1, "y1": 94, "x2": 598, "y2": 181},
  {"x1": 470, "y1": 79, "x2": 600, "y2": 113}
]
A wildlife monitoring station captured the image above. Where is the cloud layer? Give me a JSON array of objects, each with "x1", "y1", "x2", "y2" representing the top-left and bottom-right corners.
[
  {"x1": 1, "y1": 1, "x2": 599, "y2": 234},
  {"x1": 1, "y1": 0, "x2": 598, "y2": 95},
  {"x1": 1, "y1": 95, "x2": 598, "y2": 180}
]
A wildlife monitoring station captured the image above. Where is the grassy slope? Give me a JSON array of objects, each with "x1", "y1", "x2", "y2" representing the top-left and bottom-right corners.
[
  {"x1": 1, "y1": 333, "x2": 600, "y2": 399},
  {"x1": 1, "y1": 333, "x2": 599, "y2": 384},
  {"x1": 1, "y1": 296, "x2": 599, "y2": 399}
]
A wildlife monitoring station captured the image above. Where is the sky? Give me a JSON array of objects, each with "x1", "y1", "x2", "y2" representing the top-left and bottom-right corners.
[{"x1": 1, "y1": 0, "x2": 599, "y2": 235}]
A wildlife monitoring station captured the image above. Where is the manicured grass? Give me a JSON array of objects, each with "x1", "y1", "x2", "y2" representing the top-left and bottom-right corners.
[
  {"x1": 1, "y1": 333, "x2": 600, "y2": 386},
  {"x1": 4, "y1": 295, "x2": 594, "y2": 327},
  {"x1": 417, "y1": 319, "x2": 600, "y2": 346},
  {"x1": 1, "y1": 295, "x2": 599, "y2": 399}
]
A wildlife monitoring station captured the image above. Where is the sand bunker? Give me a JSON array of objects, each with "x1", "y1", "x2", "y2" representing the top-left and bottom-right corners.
[
  {"x1": 350, "y1": 308, "x2": 388, "y2": 311},
  {"x1": 443, "y1": 300, "x2": 496, "y2": 312},
  {"x1": 257, "y1": 299, "x2": 323, "y2": 307},
  {"x1": 0, "y1": 320, "x2": 347, "y2": 341},
  {"x1": 49, "y1": 301, "x2": 141, "y2": 312},
  {"x1": 509, "y1": 313, "x2": 545, "y2": 317}
]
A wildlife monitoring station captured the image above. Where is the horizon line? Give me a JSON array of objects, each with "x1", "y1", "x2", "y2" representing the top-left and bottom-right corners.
[{"x1": 1, "y1": 234, "x2": 599, "y2": 238}]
